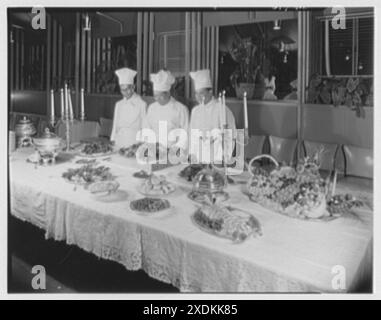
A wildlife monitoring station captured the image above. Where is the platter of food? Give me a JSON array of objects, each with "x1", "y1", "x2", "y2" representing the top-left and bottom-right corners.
[
  {"x1": 178, "y1": 164, "x2": 205, "y2": 182},
  {"x1": 62, "y1": 164, "x2": 114, "y2": 185},
  {"x1": 191, "y1": 202, "x2": 262, "y2": 243},
  {"x1": 130, "y1": 197, "x2": 171, "y2": 215},
  {"x1": 133, "y1": 170, "x2": 150, "y2": 179},
  {"x1": 78, "y1": 141, "x2": 114, "y2": 158},
  {"x1": 188, "y1": 190, "x2": 229, "y2": 204},
  {"x1": 138, "y1": 174, "x2": 176, "y2": 196},
  {"x1": 87, "y1": 180, "x2": 120, "y2": 196},
  {"x1": 119, "y1": 142, "x2": 143, "y2": 158}
]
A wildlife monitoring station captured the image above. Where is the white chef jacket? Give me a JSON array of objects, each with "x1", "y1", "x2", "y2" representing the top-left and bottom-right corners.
[
  {"x1": 189, "y1": 98, "x2": 236, "y2": 164},
  {"x1": 110, "y1": 93, "x2": 147, "y2": 148},
  {"x1": 142, "y1": 97, "x2": 189, "y2": 149}
]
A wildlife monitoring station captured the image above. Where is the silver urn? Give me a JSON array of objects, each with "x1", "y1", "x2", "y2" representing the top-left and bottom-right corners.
[{"x1": 15, "y1": 116, "x2": 36, "y2": 147}]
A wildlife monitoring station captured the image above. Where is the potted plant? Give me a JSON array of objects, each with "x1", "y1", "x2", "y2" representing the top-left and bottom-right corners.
[{"x1": 229, "y1": 37, "x2": 261, "y2": 99}]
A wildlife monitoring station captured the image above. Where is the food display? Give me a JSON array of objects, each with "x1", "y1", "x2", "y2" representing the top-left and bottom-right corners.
[
  {"x1": 138, "y1": 174, "x2": 176, "y2": 196},
  {"x1": 192, "y1": 201, "x2": 262, "y2": 243},
  {"x1": 133, "y1": 170, "x2": 150, "y2": 179},
  {"x1": 179, "y1": 164, "x2": 205, "y2": 182},
  {"x1": 80, "y1": 141, "x2": 113, "y2": 157},
  {"x1": 119, "y1": 142, "x2": 143, "y2": 158},
  {"x1": 75, "y1": 158, "x2": 97, "y2": 164},
  {"x1": 87, "y1": 180, "x2": 120, "y2": 195},
  {"x1": 327, "y1": 194, "x2": 363, "y2": 215},
  {"x1": 62, "y1": 164, "x2": 114, "y2": 185},
  {"x1": 247, "y1": 154, "x2": 331, "y2": 220},
  {"x1": 130, "y1": 197, "x2": 171, "y2": 213},
  {"x1": 188, "y1": 190, "x2": 229, "y2": 204},
  {"x1": 246, "y1": 154, "x2": 364, "y2": 221}
]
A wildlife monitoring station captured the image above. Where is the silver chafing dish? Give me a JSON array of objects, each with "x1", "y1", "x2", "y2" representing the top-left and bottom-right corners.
[
  {"x1": 33, "y1": 128, "x2": 63, "y2": 164},
  {"x1": 15, "y1": 116, "x2": 36, "y2": 147},
  {"x1": 192, "y1": 164, "x2": 227, "y2": 193}
]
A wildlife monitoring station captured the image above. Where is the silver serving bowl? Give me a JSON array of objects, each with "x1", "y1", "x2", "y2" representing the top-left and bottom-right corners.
[
  {"x1": 33, "y1": 128, "x2": 63, "y2": 157},
  {"x1": 192, "y1": 164, "x2": 227, "y2": 193}
]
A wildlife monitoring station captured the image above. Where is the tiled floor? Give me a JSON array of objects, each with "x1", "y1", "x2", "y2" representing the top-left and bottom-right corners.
[{"x1": 8, "y1": 217, "x2": 179, "y2": 294}]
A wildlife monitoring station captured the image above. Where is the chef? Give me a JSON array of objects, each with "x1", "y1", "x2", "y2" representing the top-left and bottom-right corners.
[
  {"x1": 110, "y1": 67, "x2": 147, "y2": 148},
  {"x1": 142, "y1": 69, "x2": 189, "y2": 151},
  {"x1": 189, "y1": 69, "x2": 236, "y2": 164}
]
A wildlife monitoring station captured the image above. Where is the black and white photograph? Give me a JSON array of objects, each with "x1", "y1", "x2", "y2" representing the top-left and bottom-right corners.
[{"x1": 3, "y1": 2, "x2": 380, "y2": 299}]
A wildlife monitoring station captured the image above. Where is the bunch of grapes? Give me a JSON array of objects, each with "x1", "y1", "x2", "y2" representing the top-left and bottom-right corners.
[{"x1": 274, "y1": 183, "x2": 300, "y2": 208}]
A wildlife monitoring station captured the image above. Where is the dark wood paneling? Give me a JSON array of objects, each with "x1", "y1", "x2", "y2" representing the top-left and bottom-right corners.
[{"x1": 12, "y1": 91, "x2": 47, "y2": 115}]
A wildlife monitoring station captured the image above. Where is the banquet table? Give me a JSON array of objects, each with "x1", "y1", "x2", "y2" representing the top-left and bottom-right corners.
[{"x1": 9, "y1": 148, "x2": 373, "y2": 293}]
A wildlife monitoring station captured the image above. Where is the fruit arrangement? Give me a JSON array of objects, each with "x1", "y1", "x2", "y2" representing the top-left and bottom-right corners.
[
  {"x1": 81, "y1": 141, "x2": 113, "y2": 155},
  {"x1": 192, "y1": 201, "x2": 262, "y2": 243},
  {"x1": 62, "y1": 164, "x2": 114, "y2": 185},
  {"x1": 130, "y1": 197, "x2": 171, "y2": 213},
  {"x1": 327, "y1": 194, "x2": 363, "y2": 215},
  {"x1": 139, "y1": 174, "x2": 175, "y2": 196},
  {"x1": 247, "y1": 155, "x2": 331, "y2": 220},
  {"x1": 179, "y1": 164, "x2": 205, "y2": 182}
]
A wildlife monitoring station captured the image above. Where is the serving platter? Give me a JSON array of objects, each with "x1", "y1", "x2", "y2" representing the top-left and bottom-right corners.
[
  {"x1": 248, "y1": 194, "x2": 341, "y2": 222},
  {"x1": 191, "y1": 206, "x2": 262, "y2": 243}
]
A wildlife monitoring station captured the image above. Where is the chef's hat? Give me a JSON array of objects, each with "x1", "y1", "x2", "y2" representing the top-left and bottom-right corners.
[
  {"x1": 189, "y1": 69, "x2": 213, "y2": 91},
  {"x1": 115, "y1": 67, "x2": 137, "y2": 85},
  {"x1": 150, "y1": 70, "x2": 175, "y2": 92}
]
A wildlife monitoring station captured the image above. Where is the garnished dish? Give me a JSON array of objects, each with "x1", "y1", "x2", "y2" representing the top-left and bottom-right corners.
[
  {"x1": 138, "y1": 174, "x2": 176, "y2": 196},
  {"x1": 79, "y1": 141, "x2": 113, "y2": 157},
  {"x1": 327, "y1": 194, "x2": 363, "y2": 216},
  {"x1": 247, "y1": 155, "x2": 330, "y2": 220},
  {"x1": 130, "y1": 197, "x2": 171, "y2": 213},
  {"x1": 188, "y1": 190, "x2": 229, "y2": 204},
  {"x1": 119, "y1": 142, "x2": 143, "y2": 158},
  {"x1": 133, "y1": 170, "x2": 150, "y2": 179},
  {"x1": 179, "y1": 164, "x2": 205, "y2": 182},
  {"x1": 192, "y1": 201, "x2": 262, "y2": 243},
  {"x1": 87, "y1": 180, "x2": 120, "y2": 195},
  {"x1": 75, "y1": 158, "x2": 97, "y2": 164},
  {"x1": 246, "y1": 154, "x2": 363, "y2": 221},
  {"x1": 62, "y1": 164, "x2": 114, "y2": 185}
]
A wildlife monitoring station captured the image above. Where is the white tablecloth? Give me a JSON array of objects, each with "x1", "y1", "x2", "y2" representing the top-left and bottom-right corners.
[{"x1": 9, "y1": 148, "x2": 373, "y2": 292}]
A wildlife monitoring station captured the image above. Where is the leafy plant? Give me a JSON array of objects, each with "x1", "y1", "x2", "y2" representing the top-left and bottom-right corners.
[
  {"x1": 229, "y1": 37, "x2": 261, "y2": 87},
  {"x1": 307, "y1": 74, "x2": 372, "y2": 118}
]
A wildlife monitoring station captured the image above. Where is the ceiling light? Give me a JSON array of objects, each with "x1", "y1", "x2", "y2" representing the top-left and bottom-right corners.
[{"x1": 273, "y1": 20, "x2": 281, "y2": 30}]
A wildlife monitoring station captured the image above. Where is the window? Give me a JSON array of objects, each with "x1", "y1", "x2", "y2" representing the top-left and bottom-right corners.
[
  {"x1": 218, "y1": 19, "x2": 298, "y2": 100},
  {"x1": 157, "y1": 31, "x2": 187, "y2": 77},
  {"x1": 320, "y1": 16, "x2": 373, "y2": 76}
]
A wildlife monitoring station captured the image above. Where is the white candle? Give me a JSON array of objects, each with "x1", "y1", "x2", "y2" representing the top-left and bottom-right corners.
[
  {"x1": 243, "y1": 91, "x2": 248, "y2": 129},
  {"x1": 50, "y1": 89, "x2": 55, "y2": 121},
  {"x1": 331, "y1": 170, "x2": 337, "y2": 197},
  {"x1": 64, "y1": 84, "x2": 69, "y2": 119},
  {"x1": 60, "y1": 88, "x2": 64, "y2": 118},
  {"x1": 68, "y1": 89, "x2": 74, "y2": 120},
  {"x1": 221, "y1": 90, "x2": 227, "y2": 127},
  {"x1": 80, "y1": 88, "x2": 85, "y2": 117}
]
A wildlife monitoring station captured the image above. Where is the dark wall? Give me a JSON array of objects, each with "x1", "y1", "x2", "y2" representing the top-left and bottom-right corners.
[
  {"x1": 11, "y1": 91, "x2": 47, "y2": 115},
  {"x1": 10, "y1": 90, "x2": 373, "y2": 149}
]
